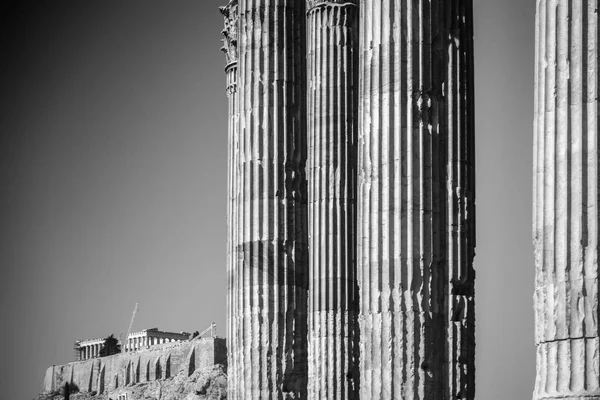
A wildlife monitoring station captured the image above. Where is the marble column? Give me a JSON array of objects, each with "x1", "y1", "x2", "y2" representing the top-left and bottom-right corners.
[
  {"x1": 224, "y1": 0, "x2": 309, "y2": 398},
  {"x1": 306, "y1": 1, "x2": 359, "y2": 399},
  {"x1": 357, "y1": 1, "x2": 476, "y2": 398},
  {"x1": 533, "y1": 1, "x2": 600, "y2": 399},
  {"x1": 221, "y1": 1, "x2": 240, "y2": 396}
]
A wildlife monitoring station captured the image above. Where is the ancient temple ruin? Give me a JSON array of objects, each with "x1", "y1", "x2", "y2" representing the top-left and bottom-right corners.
[
  {"x1": 357, "y1": 2, "x2": 476, "y2": 398},
  {"x1": 35, "y1": 1, "x2": 600, "y2": 399},
  {"x1": 123, "y1": 328, "x2": 191, "y2": 352},
  {"x1": 75, "y1": 335, "x2": 119, "y2": 361},
  {"x1": 306, "y1": 1, "x2": 360, "y2": 398},
  {"x1": 221, "y1": 1, "x2": 309, "y2": 398},
  {"x1": 533, "y1": 1, "x2": 600, "y2": 399},
  {"x1": 222, "y1": 1, "x2": 476, "y2": 399}
]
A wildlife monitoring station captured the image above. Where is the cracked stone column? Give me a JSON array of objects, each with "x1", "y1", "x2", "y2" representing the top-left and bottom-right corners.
[
  {"x1": 224, "y1": 0, "x2": 309, "y2": 398},
  {"x1": 357, "y1": 1, "x2": 476, "y2": 399},
  {"x1": 306, "y1": 1, "x2": 360, "y2": 399},
  {"x1": 533, "y1": 1, "x2": 600, "y2": 399}
]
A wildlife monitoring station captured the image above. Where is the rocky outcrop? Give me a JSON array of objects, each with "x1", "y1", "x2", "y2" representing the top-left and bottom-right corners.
[
  {"x1": 35, "y1": 364, "x2": 227, "y2": 400},
  {"x1": 532, "y1": 1, "x2": 600, "y2": 399},
  {"x1": 41, "y1": 338, "x2": 226, "y2": 398}
]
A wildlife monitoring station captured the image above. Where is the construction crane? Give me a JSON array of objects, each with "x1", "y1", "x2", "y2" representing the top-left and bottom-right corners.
[
  {"x1": 119, "y1": 303, "x2": 138, "y2": 352},
  {"x1": 197, "y1": 322, "x2": 217, "y2": 339}
]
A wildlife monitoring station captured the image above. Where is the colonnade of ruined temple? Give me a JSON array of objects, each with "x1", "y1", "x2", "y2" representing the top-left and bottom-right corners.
[
  {"x1": 123, "y1": 328, "x2": 190, "y2": 352},
  {"x1": 75, "y1": 336, "x2": 119, "y2": 361},
  {"x1": 221, "y1": 1, "x2": 600, "y2": 399},
  {"x1": 74, "y1": 328, "x2": 191, "y2": 362},
  {"x1": 76, "y1": 339, "x2": 111, "y2": 361}
]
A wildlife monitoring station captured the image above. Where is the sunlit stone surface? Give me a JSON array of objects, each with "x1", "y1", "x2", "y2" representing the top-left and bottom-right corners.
[
  {"x1": 222, "y1": 0, "x2": 309, "y2": 399},
  {"x1": 306, "y1": 1, "x2": 360, "y2": 399},
  {"x1": 356, "y1": 1, "x2": 476, "y2": 399},
  {"x1": 533, "y1": 1, "x2": 600, "y2": 399}
]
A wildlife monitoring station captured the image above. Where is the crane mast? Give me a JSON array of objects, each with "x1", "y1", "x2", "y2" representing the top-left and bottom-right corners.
[{"x1": 120, "y1": 303, "x2": 138, "y2": 352}]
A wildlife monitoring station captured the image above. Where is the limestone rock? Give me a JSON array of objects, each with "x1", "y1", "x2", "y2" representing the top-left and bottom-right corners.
[{"x1": 34, "y1": 365, "x2": 227, "y2": 400}]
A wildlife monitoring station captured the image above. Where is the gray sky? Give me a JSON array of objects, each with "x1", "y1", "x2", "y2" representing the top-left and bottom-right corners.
[{"x1": 0, "y1": 1, "x2": 535, "y2": 399}]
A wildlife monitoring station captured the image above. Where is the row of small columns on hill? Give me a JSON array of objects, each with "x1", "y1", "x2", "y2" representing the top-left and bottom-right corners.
[
  {"x1": 124, "y1": 336, "x2": 181, "y2": 352},
  {"x1": 78, "y1": 343, "x2": 103, "y2": 360}
]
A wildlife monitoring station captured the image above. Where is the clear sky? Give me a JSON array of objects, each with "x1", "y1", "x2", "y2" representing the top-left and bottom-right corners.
[{"x1": 0, "y1": 1, "x2": 536, "y2": 399}]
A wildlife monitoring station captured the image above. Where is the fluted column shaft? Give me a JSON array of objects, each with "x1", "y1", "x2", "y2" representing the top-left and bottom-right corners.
[
  {"x1": 226, "y1": 1, "x2": 309, "y2": 399},
  {"x1": 226, "y1": 58, "x2": 241, "y2": 400},
  {"x1": 533, "y1": 1, "x2": 600, "y2": 399},
  {"x1": 357, "y1": 1, "x2": 475, "y2": 399},
  {"x1": 306, "y1": 1, "x2": 359, "y2": 399}
]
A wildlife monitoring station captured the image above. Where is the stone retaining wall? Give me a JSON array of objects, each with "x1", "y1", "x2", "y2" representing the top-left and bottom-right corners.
[{"x1": 42, "y1": 337, "x2": 226, "y2": 395}]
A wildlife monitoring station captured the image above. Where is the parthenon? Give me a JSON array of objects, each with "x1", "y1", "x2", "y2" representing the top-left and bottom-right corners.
[
  {"x1": 123, "y1": 328, "x2": 191, "y2": 352},
  {"x1": 221, "y1": 0, "x2": 600, "y2": 399},
  {"x1": 74, "y1": 328, "x2": 191, "y2": 362}
]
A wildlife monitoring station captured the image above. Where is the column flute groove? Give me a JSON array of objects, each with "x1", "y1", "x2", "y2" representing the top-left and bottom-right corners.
[
  {"x1": 357, "y1": 1, "x2": 475, "y2": 398},
  {"x1": 223, "y1": 0, "x2": 309, "y2": 398},
  {"x1": 533, "y1": 1, "x2": 600, "y2": 399},
  {"x1": 220, "y1": 1, "x2": 240, "y2": 397},
  {"x1": 306, "y1": 1, "x2": 359, "y2": 399}
]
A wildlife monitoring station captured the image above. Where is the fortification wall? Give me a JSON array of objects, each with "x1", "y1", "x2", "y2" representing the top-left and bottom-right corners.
[{"x1": 42, "y1": 337, "x2": 226, "y2": 395}]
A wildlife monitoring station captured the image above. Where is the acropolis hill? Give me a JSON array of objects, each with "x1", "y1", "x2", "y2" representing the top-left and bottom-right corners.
[{"x1": 37, "y1": 331, "x2": 227, "y2": 400}]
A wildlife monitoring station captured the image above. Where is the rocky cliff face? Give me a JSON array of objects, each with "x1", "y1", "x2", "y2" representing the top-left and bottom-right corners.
[{"x1": 35, "y1": 365, "x2": 227, "y2": 400}]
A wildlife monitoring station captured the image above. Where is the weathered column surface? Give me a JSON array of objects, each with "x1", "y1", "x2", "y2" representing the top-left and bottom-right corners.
[
  {"x1": 533, "y1": 1, "x2": 600, "y2": 399},
  {"x1": 225, "y1": 0, "x2": 309, "y2": 398},
  {"x1": 306, "y1": 1, "x2": 359, "y2": 399},
  {"x1": 220, "y1": 0, "x2": 241, "y2": 397},
  {"x1": 357, "y1": 1, "x2": 476, "y2": 399}
]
